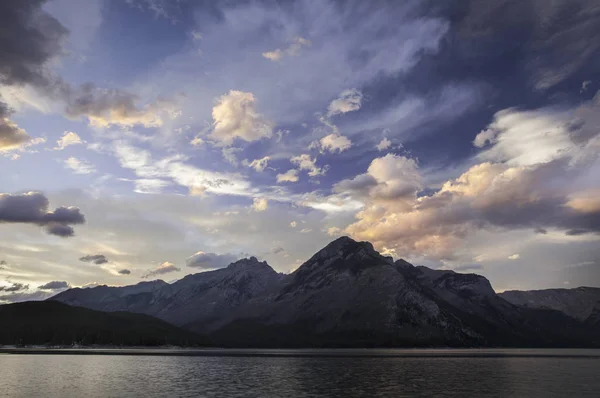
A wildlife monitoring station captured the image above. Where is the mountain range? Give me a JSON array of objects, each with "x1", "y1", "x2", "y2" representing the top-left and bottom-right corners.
[{"x1": 50, "y1": 237, "x2": 600, "y2": 348}]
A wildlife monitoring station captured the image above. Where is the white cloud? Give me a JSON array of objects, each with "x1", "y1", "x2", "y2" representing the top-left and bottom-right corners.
[
  {"x1": 334, "y1": 154, "x2": 421, "y2": 205},
  {"x1": 131, "y1": 179, "x2": 171, "y2": 194},
  {"x1": 277, "y1": 169, "x2": 299, "y2": 183},
  {"x1": 327, "y1": 226, "x2": 342, "y2": 236},
  {"x1": 221, "y1": 147, "x2": 242, "y2": 166},
  {"x1": 474, "y1": 108, "x2": 578, "y2": 166},
  {"x1": 251, "y1": 197, "x2": 269, "y2": 212},
  {"x1": 64, "y1": 157, "x2": 96, "y2": 174},
  {"x1": 290, "y1": 221, "x2": 297, "y2": 228},
  {"x1": 113, "y1": 142, "x2": 252, "y2": 197},
  {"x1": 376, "y1": 137, "x2": 392, "y2": 151},
  {"x1": 327, "y1": 89, "x2": 363, "y2": 117},
  {"x1": 247, "y1": 156, "x2": 271, "y2": 172},
  {"x1": 190, "y1": 136, "x2": 204, "y2": 146},
  {"x1": 263, "y1": 37, "x2": 311, "y2": 61},
  {"x1": 54, "y1": 131, "x2": 83, "y2": 150},
  {"x1": 209, "y1": 90, "x2": 274, "y2": 146},
  {"x1": 508, "y1": 254, "x2": 520, "y2": 260},
  {"x1": 300, "y1": 228, "x2": 312, "y2": 233},
  {"x1": 291, "y1": 154, "x2": 327, "y2": 177},
  {"x1": 311, "y1": 133, "x2": 352, "y2": 154}
]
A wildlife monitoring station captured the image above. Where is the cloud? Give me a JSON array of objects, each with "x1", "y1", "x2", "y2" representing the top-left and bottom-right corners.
[
  {"x1": 63, "y1": 84, "x2": 171, "y2": 128},
  {"x1": 209, "y1": 90, "x2": 274, "y2": 146},
  {"x1": 221, "y1": 147, "x2": 242, "y2": 167},
  {"x1": 143, "y1": 261, "x2": 181, "y2": 278},
  {"x1": 0, "y1": 1, "x2": 174, "y2": 130},
  {"x1": 0, "y1": 282, "x2": 29, "y2": 292},
  {"x1": 0, "y1": 192, "x2": 85, "y2": 237},
  {"x1": 38, "y1": 281, "x2": 70, "y2": 290},
  {"x1": 263, "y1": 37, "x2": 311, "y2": 61},
  {"x1": 246, "y1": 156, "x2": 271, "y2": 172},
  {"x1": 0, "y1": 291, "x2": 54, "y2": 303},
  {"x1": 376, "y1": 138, "x2": 392, "y2": 152},
  {"x1": 310, "y1": 133, "x2": 352, "y2": 154},
  {"x1": 290, "y1": 154, "x2": 327, "y2": 177},
  {"x1": 327, "y1": 89, "x2": 363, "y2": 117},
  {"x1": 277, "y1": 169, "x2": 299, "y2": 183},
  {"x1": 118, "y1": 269, "x2": 131, "y2": 275},
  {"x1": 185, "y1": 251, "x2": 237, "y2": 269},
  {"x1": 457, "y1": 0, "x2": 600, "y2": 91},
  {"x1": 113, "y1": 142, "x2": 252, "y2": 197},
  {"x1": 473, "y1": 108, "x2": 576, "y2": 166},
  {"x1": 79, "y1": 254, "x2": 109, "y2": 265},
  {"x1": 339, "y1": 99, "x2": 600, "y2": 259},
  {"x1": 251, "y1": 198, "x2": 268, "y2": 212},
  {"x1": 289, "y1": 221, "x2": 297, "y2": 228},
  {"x1": 581, "y1": 80, "x2": 592, "y2": 93},
  {"x1": 64, "y1": 157, "x2": 96, "y2": 174},
  {"x1": 334, "y1": 154, "x2": 422, "y2": 204},
  {"x1": 453, "y1": 264, "x2": 484, "y2": 272},
  {"x1": 0, "y1": 0, "x2": 67, "y2": 88},
  {"x1": 0, "y1": 102, "x2": 31, "y2": 151},
  {"x1": 54, "y1": 131, "x2": 83, "y2": 150},
  {"x1": 344, "y1": 154, "x2": 600, "y2": 259},
  {"x1": 327, "y1": 227, "x2": 343, "y2": 236},
  {"x1": 508, "y1": 254, "x2": 520, "y2": 260},
  {"x1": 124, "y1": 178, "x2": 171, "y2": 194}
]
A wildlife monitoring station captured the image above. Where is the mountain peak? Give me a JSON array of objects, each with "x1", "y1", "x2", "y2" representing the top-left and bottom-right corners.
[
  {"x1": 294, "y1": 236, "x2": 392, "y2": 276},
  {"x1": 226, "y1": 256, "x2": 271, "y2": 271},
  {"x1": 319, "y1": 236, "x2": 376, "y2": 256}
]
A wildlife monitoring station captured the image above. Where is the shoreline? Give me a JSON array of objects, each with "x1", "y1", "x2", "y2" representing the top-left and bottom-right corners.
[{"x1": 1, "y1": 347, "x2": 600, "y2": 358}]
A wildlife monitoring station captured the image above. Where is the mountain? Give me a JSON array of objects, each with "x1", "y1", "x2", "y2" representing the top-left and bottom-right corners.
[
  {"x1": 499, "y1": 287, "x2": 600, "y2": 322},
  {"x1": 51, "y1": 237, "x2": 600, "y2": 348},
  {"x1": 0, "y1": 301, "x2": 205, "y2": 347},
  {"x1": 53, "y1": 257, "x2": 282, "y2": 330}
]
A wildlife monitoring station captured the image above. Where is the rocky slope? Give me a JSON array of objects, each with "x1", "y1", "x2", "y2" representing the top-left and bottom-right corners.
[
  {"x1": 499, "y1": 287, "x2": 600, "y2": 321},
  {"x1": 51, "y1": 237, "x2": 600, "y2": 347}
]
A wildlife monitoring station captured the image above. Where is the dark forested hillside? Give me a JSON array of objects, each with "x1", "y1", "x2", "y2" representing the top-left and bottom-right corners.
[{"x1": 0, "y1": 301, "x2": 206, "y2": 347}]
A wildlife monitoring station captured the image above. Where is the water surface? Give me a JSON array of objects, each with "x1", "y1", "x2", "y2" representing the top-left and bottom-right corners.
[{"x1": 1, "y1": 349, "x2": 598, "y2": 397}]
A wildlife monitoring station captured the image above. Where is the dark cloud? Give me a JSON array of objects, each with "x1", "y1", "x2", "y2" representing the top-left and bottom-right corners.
[
  {"x1": 0, "y1": 0, "x2": 170, "y2": 134},
  {"x1": 0, "y1": 192, "x2": 85, "y2": 237},
  {"x1": 118, "y1": 269, "x2": 131, "y2": 275},
  {"x1": 79, "y1": 254, "x2": 109, "y2": 265},
  {"x1": 0, "y1": 0, "x2": 67, "y2": 88},
  {"x1": 142, "y1": 262, "x2": 180, "y2": 278},
  {"x1": 38, "y1": 281, "x2": 69, "y2": 290},
  {"x1": 452, "y1": 0, "x2": 600, "y2": 90},
  {"x1": 0, "y1": 0, "x2": 67, "y2": 150},
  {"x1": 0, "y1": 282, "x2": 29, "y2": 292},
  {"x1": 185, "y1": 252, "x2": 237, "y2": 269}
]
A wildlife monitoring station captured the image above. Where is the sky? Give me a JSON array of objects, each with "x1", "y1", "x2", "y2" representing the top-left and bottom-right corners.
[{"x1": 1, "y1": 0, "x2": 600, "y2": 301}]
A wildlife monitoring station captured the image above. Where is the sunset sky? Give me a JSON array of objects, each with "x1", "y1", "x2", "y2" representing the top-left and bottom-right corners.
[{"x1": 1, "y1": 0, "x2": 599, "y2": 301}]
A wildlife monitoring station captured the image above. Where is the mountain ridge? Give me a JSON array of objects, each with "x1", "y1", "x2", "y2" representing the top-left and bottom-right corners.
[{"x1": 51, "y1": 236, "x2": 600, "y2": 348}]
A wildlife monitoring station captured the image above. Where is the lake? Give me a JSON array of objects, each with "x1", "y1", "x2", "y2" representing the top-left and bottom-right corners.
[{"x1": 1, "y1": 349, "x2": 599, "y2": 397}]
